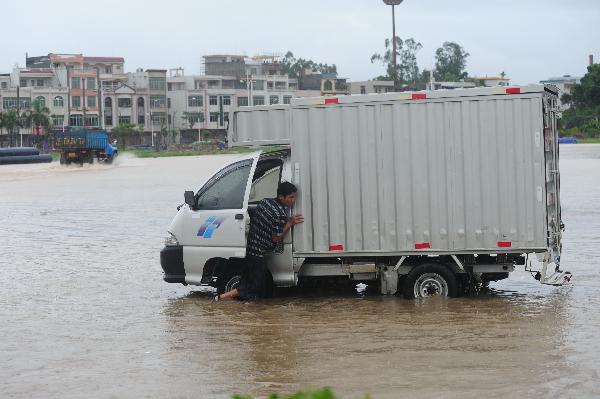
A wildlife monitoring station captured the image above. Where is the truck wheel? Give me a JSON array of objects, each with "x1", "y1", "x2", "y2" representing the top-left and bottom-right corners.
[{"x1": 403, "y1": 263, "x2": 458, "y2": 299}]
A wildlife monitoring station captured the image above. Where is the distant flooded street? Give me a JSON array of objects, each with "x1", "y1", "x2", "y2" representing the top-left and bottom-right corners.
[{"x1": 1, "y1": 146, "x2": 599, "y2": 399}]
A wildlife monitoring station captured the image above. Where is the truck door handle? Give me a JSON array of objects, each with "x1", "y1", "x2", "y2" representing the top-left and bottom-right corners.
[{"x1": 235, "y1": 214, "x2": 244, "y2": 220}]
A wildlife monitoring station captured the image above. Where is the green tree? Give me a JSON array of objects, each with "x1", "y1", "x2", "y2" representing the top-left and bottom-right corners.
[
  {"x1": 23, "y1": 99, "x2": 52, "y2": 145},
  {"x1": 111, "y1": 123, "x2": 137, "y2": 149},
  {"x1": 433, "y1": 41, "x2": 470, "y2": 81},
  {"x1": 560, "y1": 63, "x2": 600, "y2": 138},
  {"x1": 282, "y1": 51, "x2": 337, "y2": 79},
  {"x1": 136, "y1": 124, "x2": 145, "y2": 145},
  {"x1": 370, "y1": 37, "x2": 423, "y2": 86},
  {"x1": 0, "y1": 109, "x2": 19, "y2": 147},
  {"x1": 182, "y1": 112, "x2": 204, "y2": 129}
]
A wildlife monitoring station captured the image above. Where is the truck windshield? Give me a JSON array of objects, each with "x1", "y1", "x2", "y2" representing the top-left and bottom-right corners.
[{"x1": 196, "y1": 160, "x2": 252, "y2": 210}]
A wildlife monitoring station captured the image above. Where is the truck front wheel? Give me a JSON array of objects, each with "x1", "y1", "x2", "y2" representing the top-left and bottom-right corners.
[{"x1": 403, "y1": 263, "x2": 458, "y2": 299}]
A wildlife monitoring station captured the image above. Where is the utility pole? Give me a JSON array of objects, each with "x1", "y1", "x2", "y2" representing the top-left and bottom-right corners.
[
  {"x1": 383, "y1": 0, "x2": 404, "y2": 92},
  {"x1": 16, "y1": 85, "x2": 21, "y2": 147}
]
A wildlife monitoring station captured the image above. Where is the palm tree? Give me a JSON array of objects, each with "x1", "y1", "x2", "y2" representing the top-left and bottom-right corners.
[
  {"x1": 0, "y1": 112, "x2": 4, "y2": 147},
  {"x1": 1, "y1": 109, "x2": 19, "y2": 147},
  {"x1": 23, "y1": 99, "x2": 52, "y2": 146}
]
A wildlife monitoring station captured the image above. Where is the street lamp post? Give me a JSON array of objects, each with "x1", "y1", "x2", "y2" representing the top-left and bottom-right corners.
[
  {"x1": 148, "y1": 112, "x2": 154, "y2": 148},
  {"x1": 383, "y1": 0, "x2": 403, "y2": 92}
]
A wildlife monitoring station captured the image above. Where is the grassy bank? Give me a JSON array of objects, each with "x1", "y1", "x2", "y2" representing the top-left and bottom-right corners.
[
  {"x1": 126, "y1": 146, "x2": 285, "y2": 158},
  {"x1": 575, "y1": 138, "x2": 600, "y2": 144}
]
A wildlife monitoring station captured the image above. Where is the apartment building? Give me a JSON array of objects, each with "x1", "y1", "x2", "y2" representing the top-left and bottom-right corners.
[
  {"x1": 300, "y1": 71, "x2": 349, "y2": 95},
  {"x1": 167, "y1": 56, "x2": 318, "y2": 143},
  {"x1": 0, "y1": 53, "x2": 167, "y2": 146},
  {"x1": 540, "y1": 75, "x2": 581, "y2": 110}
]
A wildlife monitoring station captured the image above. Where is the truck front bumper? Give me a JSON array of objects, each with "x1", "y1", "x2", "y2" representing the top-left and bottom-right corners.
[{"x1": 160, "y1": 246, "x2": 186, "y2": 284}]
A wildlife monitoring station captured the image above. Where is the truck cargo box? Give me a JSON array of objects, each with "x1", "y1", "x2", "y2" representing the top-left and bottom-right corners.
[
  {"x1": 229, "y1": 85, "x2": 562, "y2": 260},
  {"x1": 54, "y1": 131, "x2": 109, "y2": 150}
]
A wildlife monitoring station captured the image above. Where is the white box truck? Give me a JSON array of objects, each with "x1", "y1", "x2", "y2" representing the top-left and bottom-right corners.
[{"x1": 160, "y1": 85, "x2": 570, "y2": 298}]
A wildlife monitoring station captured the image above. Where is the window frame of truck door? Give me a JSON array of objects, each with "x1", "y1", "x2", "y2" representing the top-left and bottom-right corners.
[{"x1": 194, "y1": 159, "x2": 254, "y2": 211}]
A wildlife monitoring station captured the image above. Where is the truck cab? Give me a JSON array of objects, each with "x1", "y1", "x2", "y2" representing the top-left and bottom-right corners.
[{"x1": 160, "y1": 149, "x2": 295, "y2": 293}]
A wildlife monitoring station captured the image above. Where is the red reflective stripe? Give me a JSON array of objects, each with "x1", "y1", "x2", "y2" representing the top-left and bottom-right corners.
[
  {"x1": 324, "y1": 97, "x2": 339, "y2": 104},
  {"x1": 412, "y1": 93, "x2": 427, "y2": 100},
  {"x1": 497, "y1": 241, "x2": 512, "y2": 247},
  {"x1": 415, "y1": 242, "x2": 430, "y2": 249},
  {"x1": 505, "y1": 87, "x2": 521, "y2": 94},
  {"x1": 329, "y1": 244, "x2": 344, "y2": 251}
]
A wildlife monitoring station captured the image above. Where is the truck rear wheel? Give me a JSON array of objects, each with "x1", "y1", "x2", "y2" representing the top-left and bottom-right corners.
[{"x1": 403, "y1": 263, "x2": 458, "y2": 299}]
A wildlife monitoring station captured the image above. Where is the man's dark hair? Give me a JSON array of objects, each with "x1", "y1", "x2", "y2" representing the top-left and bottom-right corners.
[{"x1": 277, "y1": 181, "x2": 297, "y2": 197}]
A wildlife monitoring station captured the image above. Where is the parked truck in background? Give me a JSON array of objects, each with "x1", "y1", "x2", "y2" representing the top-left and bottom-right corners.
[
  {"x1": 160, "y1": 85, "x2": 570, "y2": 298},
  {"x1": 54, "y1": 129, "x2": 117, "y2": 165}
]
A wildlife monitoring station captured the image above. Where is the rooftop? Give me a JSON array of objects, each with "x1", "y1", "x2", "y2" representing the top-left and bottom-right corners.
[{"x1": 83, "y1": 56, "x2": 124, "y2": 63}]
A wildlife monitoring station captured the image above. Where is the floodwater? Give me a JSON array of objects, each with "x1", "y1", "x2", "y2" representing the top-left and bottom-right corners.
[{"x1": 1, "y1": 146, "x2": 599, "y2": 399}]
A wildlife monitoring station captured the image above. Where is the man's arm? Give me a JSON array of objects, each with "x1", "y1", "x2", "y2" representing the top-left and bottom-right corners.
[{"x1": 272, "y1": 214, "x2": 304, "y2": 243}]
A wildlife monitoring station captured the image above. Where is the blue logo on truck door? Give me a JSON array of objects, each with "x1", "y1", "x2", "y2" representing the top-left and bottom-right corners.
[{"x1": 197, "y1": 216, "x2": 226, "y2": 238}]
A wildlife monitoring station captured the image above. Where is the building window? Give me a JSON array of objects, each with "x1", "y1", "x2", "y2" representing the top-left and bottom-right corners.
[
  {"x1": 1, "y1": 98, "x2": 31, "y2": 109},
  {"x1": 360, "y1": 85, "x2": 366, "y2": 94},
  {"x1": 209, "y1": 95, "x2": 218, "y2": 105},
  {"x1": 87, "y1": 96, "x2": 96, "y2": 108},
  {"x1": 104, "y1": 97, "x2": 112, "y2": 108},
  {"x1": 105, "y1": 66, "x2": 112, "y2": 74},
  {"x1": 224, "y1": 112, "x2": 229, "y2": 123},
  {"x1": 37, "y1": 79, "x2": 44, "y2": 87},
  {"x1": 118, "y1": 116, "x2": 131, "y2": 125},
  {"x1": 185, "y1": 112, "x2": 202, "y2": 124},
  {"x1": 35, "y1": 96, "x2": 46, "y2": 107},
  {"x1": 54, "y1": 96, "x2": 64, "y2": 107},
  {"x1": 167, "y1": 98, "x2": 171, "y2": 108},
  {"x1": 70, "y1": 114, "x2": 83, "y2": 126},
  {"x1": 323, "y1": 80, "x2": 333, "y2": 91},
  {"x1": 237, "y1": 97, "x2": 248, "y2": 107},
  {"x1": 71, "y1": 77, "x2": 81, "y2": 89},
  {"x1": 20, "y1": 79, "x2": 26, "y2": 87},
  {"x1": 3, "y1": 98, "x2": 18, "y2": 109},
  {"x1": 52, "y1": 115, "x2": 64, "y2": 127},
  {"x1": 252, "y1": 96, "x2": 265, "y2": 105},
  {"x1": 118, "y1": 98, "x2": 131, "y2": 108},
  {"x1": 222, "y1": 96, "x2": 231, "y2": 105},
  {"x1": 1, "y1": 82, "x2": 7, "y2": 89},
  {"x1": 283, "y1": 96, "x2": 292, "y2": 104},
  {"x1": 253, "y1": 80, "x2": 264, "y2": 90},
  {"x1": 150, "y1": 95, "x2": 166, "y2": 108},
  {"x1": 72, "y1": 96, "x2": 81, "y2": 107},
  {"x1": 84, "y1": 115, "x2": 99, "y2": 127},
  {"x1": 188, "y1": 95, "x2": 203, "y2": 107},
  {"x1": 151, "y1": 112, "x2": 165, "y2": 126},
  {"x1": 269, "y1": 95, "x2": 279, "y2": 105},
  {"x1": 138, "y1": 114, "x2": 145, "y2": 125},
  {"x1": 86, "y1": 77, "x2": 96, "y2": 90},
  {"x1": 105, "y1": 115, "x2": 113, "y2": 126},
  {"x1": 149, "y1": 77, "x2": 166, "y2": 90},
  {"x1": 209, "y1": 112, "x2": 219, "y2": 122}
]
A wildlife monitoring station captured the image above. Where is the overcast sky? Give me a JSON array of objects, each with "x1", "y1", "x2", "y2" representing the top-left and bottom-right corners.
[{"x1": 2, "y1": 0, "x2": 598, "y2": 85}]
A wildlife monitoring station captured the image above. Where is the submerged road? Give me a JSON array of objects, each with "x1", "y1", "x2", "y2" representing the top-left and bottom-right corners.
[{"x1": 1, "y1": 147, "x2": 599, "y2": 398}]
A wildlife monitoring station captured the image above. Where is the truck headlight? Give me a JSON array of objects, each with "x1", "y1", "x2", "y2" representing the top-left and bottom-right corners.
[{"x1": 165, "y1": 232, "x2": 179, "y2": 247}]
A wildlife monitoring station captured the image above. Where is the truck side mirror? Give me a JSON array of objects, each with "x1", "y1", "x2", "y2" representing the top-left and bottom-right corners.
[{"x1": 184, "y1": 191, "x2": 196, "y2": 209}]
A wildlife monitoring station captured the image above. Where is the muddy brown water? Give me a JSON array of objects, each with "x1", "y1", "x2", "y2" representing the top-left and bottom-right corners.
[{"x1": 1, "y1": 147, "x2": 599, "y2": 399}]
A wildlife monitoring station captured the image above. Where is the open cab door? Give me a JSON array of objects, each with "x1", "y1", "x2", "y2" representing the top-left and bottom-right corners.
[{"x1": 180, "y1": 151, "x2": 261, "y2": 285}]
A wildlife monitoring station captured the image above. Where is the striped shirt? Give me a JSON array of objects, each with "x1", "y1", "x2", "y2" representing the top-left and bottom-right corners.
[{"x1": 247, "y1": 198, "x2": 289, "y2": 258}]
